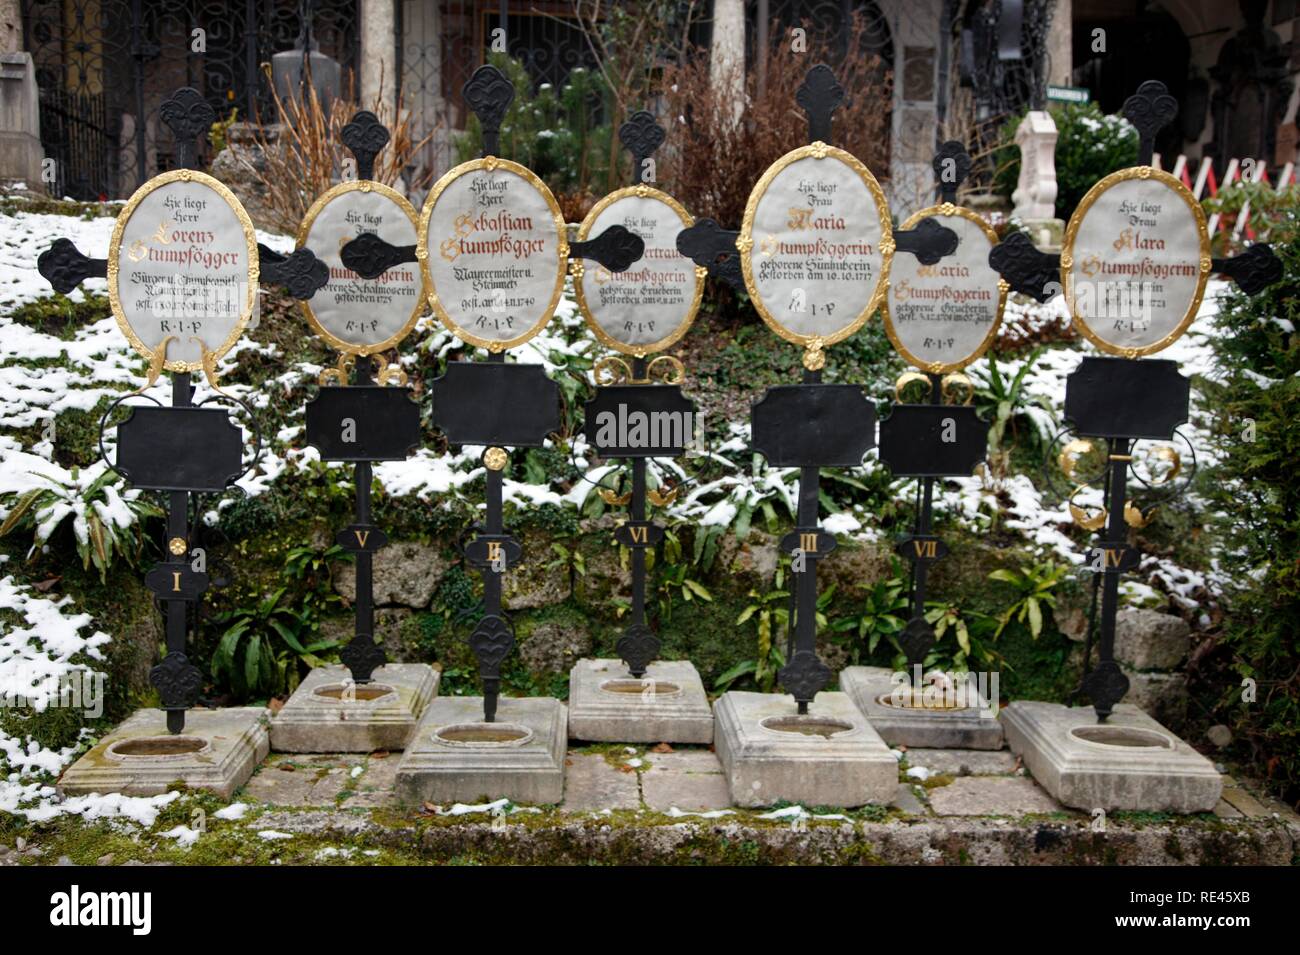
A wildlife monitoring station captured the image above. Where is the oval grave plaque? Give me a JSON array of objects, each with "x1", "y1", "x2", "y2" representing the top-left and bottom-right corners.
[
  {"x1": 108, "y1": 169, "x2": 258, "y2": 372},
  {"x1": 883, "y1": 206, "x2": 1006, "y2": 373},
  {"x1": 1062, "y1": 167, "x2": 1211, "y2": 357},
  {"x1": 418, "y1": 157, "x2": 566, "y2": 350},
  {"x1": 298, "y1": 181, "x2": 423, "y2": 354},
  {"x1": 739, "y1": 143, "x2": 892, "y2": 348},
  {"x1": 575, "y1": 187, "x2": 703, "y2": 355}
]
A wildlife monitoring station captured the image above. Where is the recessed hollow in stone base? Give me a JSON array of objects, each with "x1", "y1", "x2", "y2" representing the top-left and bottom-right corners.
[
  {"x1": 567, "y1": 658, "x2": 713, "y2": 743},
  {"x1": 270, "y1": 663, "x2": 439, "y2": 753},
  {"x1": 841, "y1": 666, "x2": 1004, "y2": 750},
  {"x1": 1001, "y1": 700, "x2": 1222, "y2": 813},
  {"x1": 713, "y1": 691, "x2": 896, "y2": 808},
  {"x1": 57, "y1": 707, "x2": 269, "y2": 801},
  {"x1": 396, "y1": 696, "x2": 567, "y2": 805}
]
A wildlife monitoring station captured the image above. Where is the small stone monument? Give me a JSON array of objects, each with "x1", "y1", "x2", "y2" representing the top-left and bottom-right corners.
[{"x1": 1011, "y1": 111, "x2": 1064, "y2": 251}]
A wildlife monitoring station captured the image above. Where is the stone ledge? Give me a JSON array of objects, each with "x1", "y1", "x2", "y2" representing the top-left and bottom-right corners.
[{"x1": 246, "y1": 807, "x2": 1298, "y2": 866}]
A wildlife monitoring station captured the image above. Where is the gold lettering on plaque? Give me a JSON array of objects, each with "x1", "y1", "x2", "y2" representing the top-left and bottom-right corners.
[{"x1": 800, "y1": 532, "x2": 818, "y2": 553}]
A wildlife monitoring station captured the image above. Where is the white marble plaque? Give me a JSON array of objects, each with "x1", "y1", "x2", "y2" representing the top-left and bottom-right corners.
[
  {"x1": 1065, "y1": 171, "x2": 1209, "y2": 355},
  {"x1": 109, "y1": 172, "x2": 256, "y2": 369},
  {"x1": 577, "y1": 190, "x2": 699, "y2": 353},
  {"x1": 300, "y1": 184, "x2": 423, "y2": 352},
  {"x1": 885, "y1": 211, "x2": 1004, "y2": 371},
  {"x1": 421, "y1": 159, "x2": 565, "y2": 348},
  {"x1": 742, "y1": 146, "x2": 890, "y2": 345}
]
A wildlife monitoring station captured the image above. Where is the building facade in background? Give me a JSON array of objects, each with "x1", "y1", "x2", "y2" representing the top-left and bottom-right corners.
[{"x1": 4, "y1": 1, "x2": 1297, "y2": 212}]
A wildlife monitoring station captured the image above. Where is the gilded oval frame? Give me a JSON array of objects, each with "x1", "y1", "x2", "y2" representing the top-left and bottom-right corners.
[
  {"x1": 738, "y1": 141, "x2": 894, "y2": 349},
  {"x1": 1061, "y1": 166, "x2": 1211, "y2": 358},
  {"x1": 880, "y1": 202, "x2": 1008, "y2": 374},
  {"x1": 107, "y1": 168, "x2": 259, "y2": 373},
  {"x1": 416, "y1": 156, "x2": 567, "y2": 352},
  {"x1": 296, "y1": 179, "x2": 424, "y2": 356},
  {"x1": 574, "y1": 184, "x2": 705, "y2": 357}
]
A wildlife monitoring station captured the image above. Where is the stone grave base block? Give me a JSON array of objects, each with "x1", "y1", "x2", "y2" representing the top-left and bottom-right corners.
[
  {"x1": 396, "y1": 696, "x2": 567, "y2": 806},
  {"x1": 567, "y1": 658, "x2": 713, "y2": 744},
  {"x1": 57, "y1": 707, "x2": 269, "y2": 801},
  {"x1": 270, "y1": 663, "x2": 439, "y2": 753},
  {"x1": 714, "y1": 691, "x2": 896, "y2": 808},
  {"x1": 841, "y1": 666, "x2": 1004, "y2": 750},
  {"x1": 1002, "y1": 701, "x2": 1222, "y2": 813}
]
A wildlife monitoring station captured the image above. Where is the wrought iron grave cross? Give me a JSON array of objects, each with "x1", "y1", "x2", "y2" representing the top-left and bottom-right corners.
[
  {"x1": 987, "y1": 79, "x2": 1283, "y2": 721},
  {"x1": 37, "y1": 87, "x2": 329, "y2": 734},
  {"x1": 340, "y1": 65, "x2": 645, "y2": 722}
]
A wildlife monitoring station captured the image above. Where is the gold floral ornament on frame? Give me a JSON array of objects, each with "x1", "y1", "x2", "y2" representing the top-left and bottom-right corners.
[
  {"x1": 738, "y1": 141, "x2": 893, "y2": 354},
  {"x1": 108, "y1": 168, "x2": 259, "y2": 374},
  {"x1": 417, "y1": 155, "x2": 567, "y2": 352}
]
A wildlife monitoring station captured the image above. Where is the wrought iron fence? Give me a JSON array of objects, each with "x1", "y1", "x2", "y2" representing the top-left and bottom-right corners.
[{"x1": 23, "y1": 0, "x2": 358, "y2": 200}]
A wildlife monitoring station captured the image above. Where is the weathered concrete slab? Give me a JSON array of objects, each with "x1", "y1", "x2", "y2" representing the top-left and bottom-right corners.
[
  {"x1": 567, "y1": 658, "x2": 713, "y2": 744},
  {"x1": 270, "y1": 664, "x2": 439, "y2": 753},
  {"x1": 242, "y1": 754, "x2": 358, "y2": 806},
  {"x1": 927, "y1": 776, "x2": 1064, "y2": 816},
  {"x1": 841, "y1": 666, "x2": 1003, "y2": 750},
  {"x1": 395, "y1": 697, "x2": 567, "y2": 805},
  {"x1": 57, "y1": 707, "x2": 269, "y2": 801},
  {"x1": 641, "y1": 750, "x2": 730, "y2": 812},
  {"x1": 560, "y1": 754, "x2": 641, "y2": 812},
  {"x1": 714, "y1": 691, "x2": 896, "y2": 808},
  {"x1": 1002, "y1": 701, "x2": 1222, "y2": 813},
  {"x1": 904, "y1": 748, "x2": 1018, "y2": 776}
]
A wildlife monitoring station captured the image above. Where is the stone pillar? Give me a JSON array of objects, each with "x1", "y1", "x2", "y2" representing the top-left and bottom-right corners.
[
  {"x1": 1, "y1": 0, "x2": 21, "y2": 54},
  {"x1": 360, "y1": 0, "x2": 397, "y2": 123},
  {"x1": 1046, "y1": 0, "x2": 1072, "y2": 87},
  {"x1": 0, "y1": 0, "x2": 44, "y2": 193},
  {"x1": 710, "y1": 0, "x2": 745, "y2": 127},
  {"x1": 1012, "y1": 111, "x2": 1064, "y2": 250}
]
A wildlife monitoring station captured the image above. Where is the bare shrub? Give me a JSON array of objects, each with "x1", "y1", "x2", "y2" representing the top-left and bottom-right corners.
[{"x1": 658, "y1": 12, "x2": 893, "y2": 229}]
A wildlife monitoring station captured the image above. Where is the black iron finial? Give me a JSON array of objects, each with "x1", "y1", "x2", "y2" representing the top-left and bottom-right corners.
[
  {"x1": 1212, "y1": 244, "x2": 1285, "y2": 296},
  {"x1": 37, "y1": 238, "x2": 107, "y2": 295},
  {"x1": 464, "y1": 64, "x2": 516, "y2": 157},
  {"x1": 676, "y1": 219, "x2": 745, "y2": 292},
  {"x1": 895, "y1": 217, "x2": 960, "y2": 265},
  {"x1": 619, "y1": 111, "x2": 666, "y2": 184},
  {"x1": 1122, "y1": 80, "x2": 1178, "y2": 167},
  {"x1": 340, "y1": 110, "x2": 390, "y2": 181},
  {"x1": 932, "y1": 141, "x2": 972, "y2": 204},
  {"x1": 796, "y1": 64, "x2": 844, "y2": 145},
  {"x1": 988, "y1": 232, "x2": 1062, "y2": 302},
  {"x1": 257, "y1": 244, "x2": 330, "y2": 299},
  {"x1": 569, "y1": 227, "x2": 645, "y2": 273},
  {"x1": 158, "y1": 87, "x2": 217, "y2": 170}
]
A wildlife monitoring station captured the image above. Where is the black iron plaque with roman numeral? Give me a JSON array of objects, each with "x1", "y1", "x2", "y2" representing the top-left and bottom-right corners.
[
  {"x1": 115, "y1": 406, "x2": 244, "y2": 492},
  {"x1": 878, "y1": 404, "x2": 987, "y2": 478},
  {"x1": 584, "y1": 384, "x2": 696, "y2": 458},
  {"x1": 1064, "y1": 357, "x2": 1189, "y2": 440},
  {"x1": 751, "y1": 384, "x2": 876, "y2": 468},
  {"x1": 431, "y1": 361, "x2": 561, "y2": 448},
  {"x1": 305, "y1": 386, "x2": 421, "y2": 462}
]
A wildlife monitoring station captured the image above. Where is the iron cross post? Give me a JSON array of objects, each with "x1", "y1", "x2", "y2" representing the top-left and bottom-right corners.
[
  {"x1": 301, "y1": 110, "x2": 423, "y2": 684},
  {"x1": 578, "y1": 110, "x2": 700, "y2": 678},
  {"x1": 679, "y1": 65, "x2": 957, "y2": 713},
  {"x1": 37, "y1": 87, "x2": 329, "y2": 734},
  {"x1": 988, "y1": 80, "x2": 1282, "y2": 721},
  {"x1": 342, "y1": 65, "x2": 644, "y2": 723}
]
